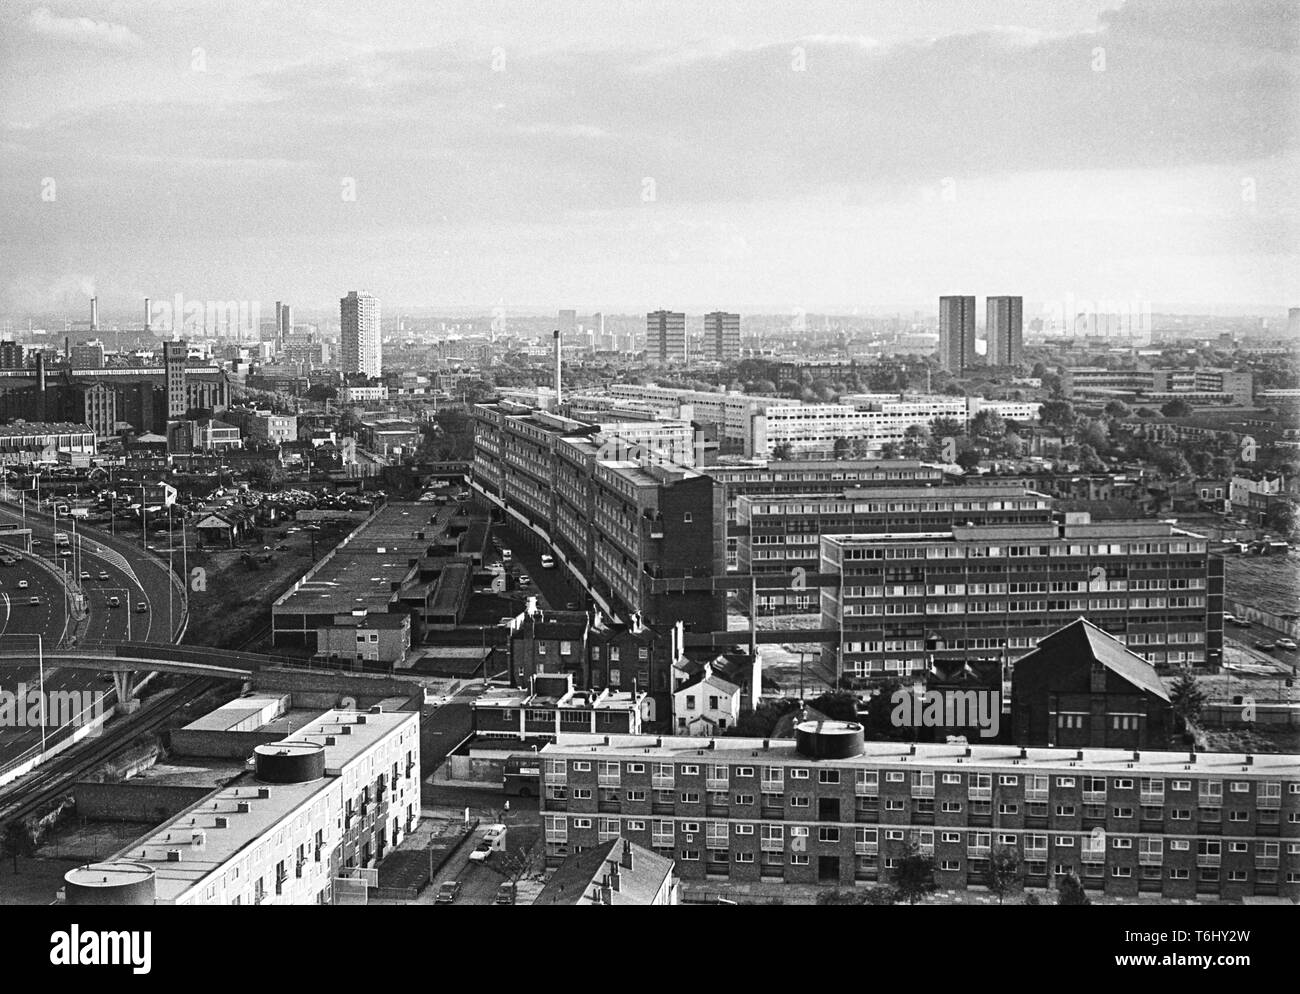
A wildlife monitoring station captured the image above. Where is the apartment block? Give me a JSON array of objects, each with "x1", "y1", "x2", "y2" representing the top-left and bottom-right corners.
[
  {"x1": 341, "y1": 290, "x2": 382, "y2": 378},
  {"x1": 1061, "y1": 367, "x2": 1253, "y2": 406},
  {"x1": 985, "y1": 296, "x2": 1023, "y2": 368},
  {"x1": 647, "y1": 311, "x2": 687, "y2": 364},
  {"x1": 702, "y1": 311, "x2": 741, "y2": 362},
  {"x1": 534, "y1": 727, "x2": 1300, "y2": 900},
  {"x1": 819, "y1": 516, "x2": 1224, "y2": 679},
  {"x1": 939, "y1": 295, "x2": 977, "y2": 373},
  {"x1": 736, "y1": 485, "x2": 1054, "y2": 615},
  {"x1": 65, "y1": 707, "x2": 421, "y2": 906}
]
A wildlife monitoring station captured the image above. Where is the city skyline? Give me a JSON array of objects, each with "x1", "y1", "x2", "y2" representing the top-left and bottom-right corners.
[{"x1": 1, "y1": 0, "x2": 1296, "y2": 316}]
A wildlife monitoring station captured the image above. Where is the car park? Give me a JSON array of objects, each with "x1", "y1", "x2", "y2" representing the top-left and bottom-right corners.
[{"x1": 435, "y1": 881, "x2": 462, "y2": 904}]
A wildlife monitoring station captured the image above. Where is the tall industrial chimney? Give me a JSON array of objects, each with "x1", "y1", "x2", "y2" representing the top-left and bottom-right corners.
[
  {"x1": 144, "y1": 297, "x2": 151, "y2": 332},
  {"x1": 90, "y1": 296, "x2": 98, "y2": 331},
  {"x1": 553, "y1": 329, "x2": 562, "y2": 406}
]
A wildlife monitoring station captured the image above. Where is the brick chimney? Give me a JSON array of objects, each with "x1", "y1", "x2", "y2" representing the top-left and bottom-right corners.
[
  {"x1": 620, "y1": 842, "x2": 634, "y2": 870},
  {"x1": 607, "y1": 860, "x2": 621, "y2": 892}
]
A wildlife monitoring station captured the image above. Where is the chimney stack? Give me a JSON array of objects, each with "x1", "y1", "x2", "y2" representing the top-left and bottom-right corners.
[
  {"x1": 620, "y1": 842, "x2": 633, "y2": 870},
  {"x1": 553, "y1": 329, "x2": 562, "y2": 406},
  {"x1": 90, "y1": 296, "x2": 98, "y2": 331},
  {"x1": 607, "y1": 860, "x2": 621, "y2": 892},
  {"x1": 144, "y1": 297, "x2": 151, "y2": 332}
]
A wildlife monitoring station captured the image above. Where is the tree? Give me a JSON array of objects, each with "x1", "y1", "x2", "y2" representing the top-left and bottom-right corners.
[
  {"x1": 1103, "y1": 400, "x2": 1132, "y2": 420},
  {"x1": 816, "y1": 885, "x2": 898, "y2": 905},
  {"x1": 1169, "y1": 670, "x2": 1207, "y2": 725},
  {"x1": 1056, "y1": 871, "x2": 1091, "y2": 906},
  {"x1": 892, "y1": 839, "x2": 937, "y2": 905},
  {"x1": 810, "y1": 691, "x2": 860, "y2": 723},
  {"x1": 2, "y1": 821, "x2": 34, "y2": 874},
  {"x1": 1077, "y1": 418, "x2": 1110, "y2": 453},
  {"x1": 1152, "y1": 449, "x2": 1191, "y2": 480},
  {"x1": 930, "y1": 417, "x2": 963, "y2": 440},
  {"x1": 484, "y1": 843, "x2": 543, "y2": 886},
  {"x1": 728, "y1": 699, "x2": 800, "y2": 738},
  {"x1": 1160, "y1": 398, "x2": 1194, "y2": 418},
  {"x1": 772, "y1": 442, "x2": 794, "y2": 460},
  {"x1": 1077, "y1": 444, "x2": 1107, "y2": 474},
  {"x1": 985, "y1": 845, "x2": 1023, "y2": 905},
  {"x1": 306, "y1": 384, "x2": 337, "y2": 403},
  {"x1": 1136, "y1": 407, "x2": 1157, "y2": 418},
  {"x1": 970, "y1": 409, "x2": 1006, "y2": 441},
  {"x1": 1264, "y1": 502, "x2": 1300, "y2": 541},
  {"x1": 1039, "y1": 399, "x2": 1076, "y2": 434},
  {"x1": 955, "y1": 449, "x2": 982, "y2": 472},
  {"x1": 880, "y1": 442, "x2": 902, "y2": 460},
  {"x1": 833, "y1": 437, "x2": 851, "y2": 460},
  {"x1": 1024, "y1": 892, "x2": 1041, "y2": 906},
  {"x1": 902, "y1": 424, "x2": 931, "y2": 459}
]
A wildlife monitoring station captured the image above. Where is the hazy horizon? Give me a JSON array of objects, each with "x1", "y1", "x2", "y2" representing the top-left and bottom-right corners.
[{"x1": 2, "y1": 0, "x2": 1296, "y2": 318}]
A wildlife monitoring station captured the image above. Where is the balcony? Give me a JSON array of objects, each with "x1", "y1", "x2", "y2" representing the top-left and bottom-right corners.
[
  {"x1": 760, "y1": 838, "x2": 784, "y2": 853},
  {"x1": 1081, "y1": 848, "x2": 1106, "y2": 864},
  {"x1": 916, "y1": 844, "x2": 934, "y2": 857},
  {"x1": 652, "y1": 834, "x2": 674, "y2": 850},
  {"x1": 1196, "y1": 853, "x2": 1221, "y2": 868},
  {"x1": 706, "y1": 777, "x2": 728, "y2": 791},
  {"x1": 1255, "y1": 855, "x2": 1279, "y2": 869},
  {"x1": 598, "y1": 775, "x2": 621, "y2": 788},
  {"x1": 855, "y1": 784, "x2": 879, "y2": 798},
  {"x1": 966, "y1": 845, "x2": 991, "y2": 860},
  {"x1": 652, "y1": 775, "x2": 675, "y2": 790},
  {"x1": 1082, "y1": 790, "x2": 1106, "y2": 805},
  {"x1": 1257, "y1": 795, "x2": 1281, "y2": 810},
  {"x1": 1139, "y1": 853, "x2": 1163, "y2": 866},
  {"x1": 1197, "y1": 793, "x2": 1223, "y2": 809},
  {"x1": 760, "y1": 804, "x2": 784, "y2": 820},
  {"x1": 761, "y1": 779, "x2": 784, "y2": 793},
  {"x1": 911, "y1": 784, "x2": 935, "y2": 799},
  {"x1": 967, "y1": 786, "x2": 991, "y2": 801},
  {"x1": 1024, "y1": 788, "x2": 1049, "y2": 803},
  {"x1": 651, "y1": 802, "x2": 675, "y2": 816},
  {"x1": 545, "y1": 829, "x2": 568, "y2": 844},
  {"x1": 855, "y1": 842, "x2": 879, "y2": 856},
  {"x1": 1024, "y1": 847, "x2": 1048, "y2": 861},
  {"x1": 544, "y1": 771, "x2": 567, "y2": 786},
  {"x1": 1139, "y1": 791, "x2": 1164, "y2": 806}
]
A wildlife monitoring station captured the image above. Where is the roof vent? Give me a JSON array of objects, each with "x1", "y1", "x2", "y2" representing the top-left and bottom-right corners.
[
  {"x1": 1019, "y1": 747, "x2": 1027, "y2": 759},
  {"x1": 1188, "y1": 753, "x2": 1196, "y2": 764},
  {"x1": 165, "y1": 850, "x2": 182, "y2": 862},
  {"x1": 356, "y1": 715, "x2": 368, "y2": 725},
  {"x1": 237, "y1": 802, "x2": 252, "y2": 813},
  {"x1": 369, "y1": 705, "x2": 383, "y2": 714},
  {"x1": 1075, "y1": 750, "x2": 1083, "y2": 760},
  {"x1": 257, "y1": 787, "x2": 271, "y2": 799},
  {"x1": 215, "y1": 817, "x2": 229, "y2": 829},
  {"x1": 326, "y1": 736, "x2": 337, "y2": 746}
]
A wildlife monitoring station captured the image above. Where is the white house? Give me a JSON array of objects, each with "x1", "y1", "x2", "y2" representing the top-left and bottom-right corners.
[{"x1": 671, "y1": 662, "x2": 741, "y2": 736}]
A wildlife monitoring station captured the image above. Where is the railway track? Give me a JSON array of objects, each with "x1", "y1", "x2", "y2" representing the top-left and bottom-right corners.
[{"x1": 0, "y1": 676, "x2": 227, "y2": 828}]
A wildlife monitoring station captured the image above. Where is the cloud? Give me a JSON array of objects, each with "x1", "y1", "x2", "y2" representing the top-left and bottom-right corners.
[{"x1": 26, "y1": 6, "x2": 143, "y2": 49}]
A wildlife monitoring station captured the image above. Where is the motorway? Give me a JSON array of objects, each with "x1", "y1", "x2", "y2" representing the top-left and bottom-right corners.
[{"x1": 0, "y1": 502, "x2": 185, "y2": 778}]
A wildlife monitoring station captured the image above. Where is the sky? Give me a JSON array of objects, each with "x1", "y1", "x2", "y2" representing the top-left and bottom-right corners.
[{"x1": 0, "y1": 0, "x2": 1296, "y2": 319}]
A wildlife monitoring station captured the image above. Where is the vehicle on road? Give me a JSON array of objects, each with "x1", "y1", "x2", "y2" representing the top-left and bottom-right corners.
[
  {"x1": 17, "y1": 579, "x2": 28, "y2": 589},
  {"x1": 469, "y1": 841, "x2": 494, "y2": 863},
  {"x1": 136, "y1": 602, "x2": 148, "y2": 613},
  {"x1": 503, "y1": 755, "x2": 540, "y2": 797},
  {"x1": 1254, "y1": 640, "x2": 1277, "y2": 651},
  {"x1": 540, "y1": 553, "x2": 555, "y2": 569},
  {"x1": 275, "y1": 544, "x2": 290, "y2": 551},
  {"x1": 58, "y1": 550, "x2": 72, "y2": 558},
  {"x1": 1231, "y1": 618, "x2": 1253, "y2": 629},
  {"x1": 98, "y1": 571, "x2": 109, "y2": 581},
  {"x1": 435, "y1": 881, "x2": 462, "y2": 904},
  {"x1": 108, "y1": 596, "x2": 120, "y2": 608},
  {"x1": 28, "y1": 596, "x2": 39, "y2": 605},
  {"x1": 493, "y1": 882, "x2": 517, "y2": 905},
  {"x1": 80, "y1": 571, "x2": 91, "y2": 581},
  {"x1": 518, "y1": 574, "x2": 531, "y2": 585},
  {"x1": 1277, "y1": 638, "x2": 1298, "y2": 651},
  {"x1": 500, "y1": 548, "x2": 512, "y2": 562},
  {"x1": 565, "y1": 601, "x2": 579, "y2": 610}
]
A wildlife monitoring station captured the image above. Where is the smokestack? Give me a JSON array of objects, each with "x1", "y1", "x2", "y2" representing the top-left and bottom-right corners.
[
  {"x1": 553, "y1": 329, "x2": 562, "y2": 406},
  {"x1": 65, "y1": 336, "x2": 70, "y2": 360},
  {"x1": 90, "y1": 296, "x2": 98, "y2": 331},
  {"x1": 144, "y1": 297, "x2": 151, "y2": 332}
]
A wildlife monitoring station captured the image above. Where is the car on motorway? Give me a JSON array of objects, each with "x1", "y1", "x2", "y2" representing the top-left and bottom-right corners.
[
  {"x1": 28, "y1": 596, "x2": 40, "y2": 605},
  {"x1": 107, "y1": 596, "x2": 120, "y2": 608},
  {"x1": 1276, "y1": 638, "x2": 1298, "y2": 651},
  {"x1": 17, "y1": 579, "x2": 28, "y2": 589},
  {"x1": 98, "y1": 571, "x2": 109, "y2": 581},
  {"x1": 1254, "y1": 640, "x2": 1277, "y2": 651},
  {"x1": 434, "y1": 881, "x2": 462, "y2": 904},
  {"x1": 136, "y1": 602, "x2": 148, "y2": 613},
  {"x1": 58, "y1": 550, "x2": 72, "y2": 558},
  {"x1": 80, "y1": 571, "x2": 91, "y2": 581}
]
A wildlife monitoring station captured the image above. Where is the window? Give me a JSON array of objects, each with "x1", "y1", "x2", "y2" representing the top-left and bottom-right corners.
[
  {"x1": 942, "y1": 773, "x2": 962, "y2": 785},
  {"x1": 886, "y1": 772, "x2": 905, "y2": 783},
  {"x1": 818, "y1": 770, "x2": 841, "y2": 785},
  {"x1": 818, "y1": 827, "x2": 840, "y2": 843},
  {"x1": 683, "y1": 512, "x2": 693, "y2": 523},
  {"x1": 626, "y1": 763, "x2": 645, "y2": 774},
  {"x1": 573, "y1": 761, "x2": 591, "y2": 771},
  {"x1": 791, "y1": 795, "x2": 810, "y2": 808},
  {"x1": 998, "y1": 803, "x2": 1019, "y2": 815},
  {"x1": 735, "y1": 794, "x2": 754, "y2": 805},
  {"x1": 573, "y1": 818, "x2": 592, "y2": 828},
  {"x1": 791, "y1": 768, "x2": 810, "y2": 780},
  {"x1": 572, "y1": 788, "x2": 592, "y2": 800},
  {"x1": 999, "y1": 775, "x2": 1018, "y2": 786},
  {"x1": 682, "y1": 850, "x2": 700, "y2": 861},
  {"x1": 735, "y1": 851, "x2": 754, "y2": 863},
  {"x1": 685, "y1": 695, "x2": 696, "y2": 711},
  {"x1": 1056, "y1": 777, "x2": 1076, "y2": 788},
  {"x1": 791, "y1": 853, "x2": 809, "y2": 865},
  {"x1": 680, "y1": 792, "x2": 700, "y2": 804},
  {"x1": 735, "y1": 767, "x2": 754, "y2": 777},
  {"x1": 886, "y1": 830, "x2": 905, "y2": 841},
  {"x1": 680, "y1": 765, "x2": 700, "y2": 776},
  {"x1": 1055, "y1": 836, "x2": 1075, "y2": 847},
  {"x1": 735, "y1": 824, "x2": 754, "y2": 835},
  {"x1": 627, "y1": 820, "x2": 645, "y2": 830},
  {"x1": 682, "y1": 822, "x2": 700, "y2": 833}
]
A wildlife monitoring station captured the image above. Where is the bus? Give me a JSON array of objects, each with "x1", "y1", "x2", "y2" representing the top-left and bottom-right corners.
[
  {"x1": 53, "y1": 532, "x2": 70, "y2": 548},
  {"x1": 502, "y1": 754, "x2": 541, "y2": 797}
]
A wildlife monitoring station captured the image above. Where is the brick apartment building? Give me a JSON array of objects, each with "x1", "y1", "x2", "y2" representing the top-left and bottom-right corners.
[{"x1": 534, "y1": 725, "x2": 1300, "y2": 901}]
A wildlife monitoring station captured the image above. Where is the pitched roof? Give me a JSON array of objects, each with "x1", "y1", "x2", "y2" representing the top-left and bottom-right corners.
[
  {"x1": 533, "y1": 838, "x2": 674, "y2": 906},
  {"x1": 676, "y1": 671, "x2": 742, "y2": 697},
  {"x1": 1022, "y1": 617, "x2": 1170, "y2": 702}
]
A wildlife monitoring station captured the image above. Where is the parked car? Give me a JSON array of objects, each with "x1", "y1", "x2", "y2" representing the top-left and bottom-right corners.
[
  {"x1": 1276, "y1": 638, "x2": 1298, "y2": 651},
  {"x1": 108, "y1": 596, "x2": 120, "y2": 608},
  {"x1": 1231, "y1": 618, "x2": 1253, "y2": 629},
  {"x1": 1254, "y1": 640, "x2": 1277, "y2": 651},
  {"x1": 493, "y1": 881, "x2": 517, "y2": 905},
  {"x1": 468, "y1": 841, "x2": 495, "y2": 863},
  {"x1": 136, "y1": 602, "x2": 149, "y2": 613},
  {"x1": 540, "y1": 554, "x2": 555, "y2": 569},
  {"x1": 435, "y1": 881, "x2": 462, "y2": 904}
]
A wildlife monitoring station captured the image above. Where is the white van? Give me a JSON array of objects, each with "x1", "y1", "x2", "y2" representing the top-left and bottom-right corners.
[
  {"x1": 500, "y1": 548, "x2": 512, "y2": 562},
  {"x1": 540, "y1": 553, "x2": 555, "y2": 569}
]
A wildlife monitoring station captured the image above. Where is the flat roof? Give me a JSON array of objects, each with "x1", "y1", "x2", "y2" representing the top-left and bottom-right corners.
[{"x1": 540, "y1": 734, "x2": 1300, "y2": 779}]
